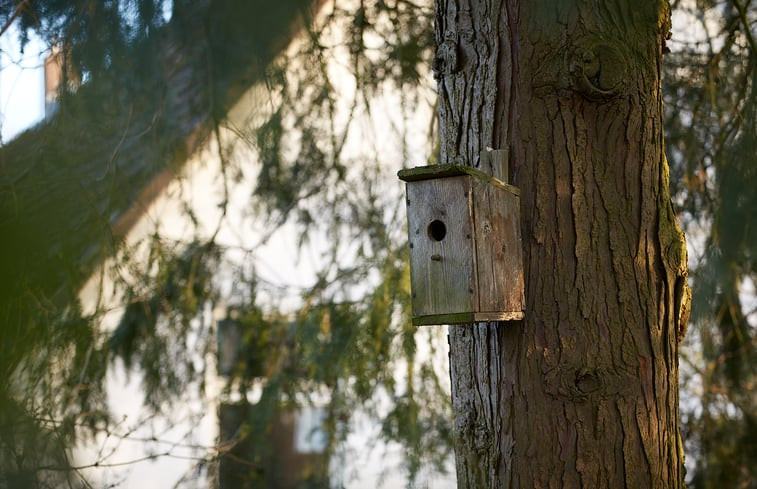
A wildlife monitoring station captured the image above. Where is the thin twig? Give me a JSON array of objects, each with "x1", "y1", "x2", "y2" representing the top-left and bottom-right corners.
[
  {"x1": 0, "y1": 0, "x2": 30, "y2": 39},
  {"x1": 732, "y1": 0, "x2": 757, "y2": 55}
]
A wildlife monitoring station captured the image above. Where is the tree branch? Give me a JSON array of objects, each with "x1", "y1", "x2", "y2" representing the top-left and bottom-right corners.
[{"x1": 0, "y1": 0, "x2": 30, "y2": 39}]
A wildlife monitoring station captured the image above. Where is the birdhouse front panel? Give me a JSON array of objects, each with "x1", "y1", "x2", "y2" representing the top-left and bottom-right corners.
[{"x1": 405, "y1": 176, "x2": 476, "y2": 319}]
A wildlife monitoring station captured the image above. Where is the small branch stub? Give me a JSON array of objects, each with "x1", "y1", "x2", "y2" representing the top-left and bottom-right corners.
[{"x1": 398, "y1": 162, "x2": 525, "y2": 326}]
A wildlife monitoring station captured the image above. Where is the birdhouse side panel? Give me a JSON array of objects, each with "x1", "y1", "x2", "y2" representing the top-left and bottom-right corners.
[
  {"x1": 405, "y1": 177, "x2": 476, "y2": 318},
  {"x1": 471, "y1": 179, "x2": 525, "y2": 316}
]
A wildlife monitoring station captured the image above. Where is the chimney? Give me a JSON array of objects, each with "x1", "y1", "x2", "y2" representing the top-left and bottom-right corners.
[{"x1": 44, "y1": 46, "x2": 62, "y2": 119}]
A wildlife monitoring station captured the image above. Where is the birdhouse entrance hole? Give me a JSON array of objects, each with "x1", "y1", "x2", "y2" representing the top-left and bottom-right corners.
[{"x1": 428, "y1": 220, "x2": 447, "y2": 241}]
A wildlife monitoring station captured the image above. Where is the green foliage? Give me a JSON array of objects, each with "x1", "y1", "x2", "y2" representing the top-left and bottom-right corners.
[
  {"x1": 2, "y1": 1, "x2": 443, "y2": 487},
  {"x1": 109, "y1": 238, "x2": 219, "y2": 409},
  {"x1": 0, "y1": 300, "x2": 110, "y2": 488}
]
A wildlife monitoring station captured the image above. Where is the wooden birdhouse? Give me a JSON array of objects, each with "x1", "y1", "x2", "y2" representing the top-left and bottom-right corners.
[{"x1": 398, "y1": 163, "x2": 525, "y2": 326}]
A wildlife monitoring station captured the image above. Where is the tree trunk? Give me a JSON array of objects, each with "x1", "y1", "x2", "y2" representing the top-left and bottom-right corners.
[{"x1": 435, "y1": 1, "x2": 688, "y2": 487}]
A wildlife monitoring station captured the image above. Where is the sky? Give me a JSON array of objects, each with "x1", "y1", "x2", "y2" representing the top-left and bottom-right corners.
[{"x1": 0, "y1": 26, "x2": 45, "y2": 143}]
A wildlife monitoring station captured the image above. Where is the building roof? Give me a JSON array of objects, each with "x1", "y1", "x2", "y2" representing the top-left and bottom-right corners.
[{"x1": 0, "y1": 0, "x2": 315, "y2": 312}]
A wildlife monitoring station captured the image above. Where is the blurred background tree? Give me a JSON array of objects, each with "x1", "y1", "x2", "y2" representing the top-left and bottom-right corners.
[
  {"x1": 0, "y1": 0, "x2": 755, "y2": 487},
  {"x1": 664, "y1": 1, "x2": 757, "y2": 487}
]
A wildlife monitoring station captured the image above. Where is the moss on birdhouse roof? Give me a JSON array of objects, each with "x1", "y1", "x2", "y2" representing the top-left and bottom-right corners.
[{"x1": 397, "y1": 164, "x2": 520, "y2": 196}]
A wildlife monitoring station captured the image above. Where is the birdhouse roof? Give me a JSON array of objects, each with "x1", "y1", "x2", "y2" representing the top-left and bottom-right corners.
[{"x1": 397, "y1": 164, "x2": 520, "y2": 196}]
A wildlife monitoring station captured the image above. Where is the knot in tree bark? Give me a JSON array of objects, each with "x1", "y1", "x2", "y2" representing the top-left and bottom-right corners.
[
  {"x1": 569, "y1": 37, "x2": 629, "y2": 101},
  {"x1": 433, "y1": 32, "x2": 459, "y2": 80}
]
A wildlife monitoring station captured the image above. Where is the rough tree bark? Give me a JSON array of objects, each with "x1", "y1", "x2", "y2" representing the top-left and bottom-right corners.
[{"x1": 434, "y1": 1, "x2": 689, "y2": 487}]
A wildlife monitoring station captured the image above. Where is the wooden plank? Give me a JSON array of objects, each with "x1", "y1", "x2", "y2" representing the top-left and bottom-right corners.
[
  {"x1": 399, "y1": 164, "x2": 521, "y2": 196},
  {"x1": 472, "y1": 311, "x2": 524, "y2": 322},
  {"x1": 399, "y1": 164, "x2": 471, "y2": 181},
  {"x1": 412, "y1": 311, "x2": 524, "y2": 326},
  {"x1": 405, "y1": 176, "x2": 475, "y2": 317},
  {"x1": 472, "y1": 179, "x2": 526, "y2": 315},
  {"x1": 413, "y1": 312, "x2": 479, "y2": 326}
]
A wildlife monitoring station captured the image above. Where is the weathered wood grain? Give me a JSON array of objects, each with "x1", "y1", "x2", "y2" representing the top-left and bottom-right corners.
[
  {"x1": 406, "y1": 176, "x2": 476, "y2": 318},
  {"x1": 471, "y1": 178, "x2": 524, "y2": 316},
  {"x1": 402, "y1": 169, "x2": 524, "y2": 325}
]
